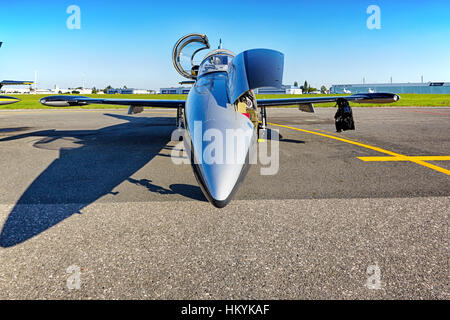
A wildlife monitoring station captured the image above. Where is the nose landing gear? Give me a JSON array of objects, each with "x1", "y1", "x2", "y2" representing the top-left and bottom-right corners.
[
  {"x1": 176, "y1": 107, "x2": 184, "y2": 129},
  {"x1": 176, "y1": 107, "x2": 184, "y2": 141}
]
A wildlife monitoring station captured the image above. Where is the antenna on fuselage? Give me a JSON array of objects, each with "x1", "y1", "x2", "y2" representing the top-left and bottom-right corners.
[{"x1": 218, "y1": 39, "x2": 222, "y2": 49}]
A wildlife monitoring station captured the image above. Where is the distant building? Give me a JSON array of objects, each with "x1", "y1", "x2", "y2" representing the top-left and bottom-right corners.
[
  {"x1": 160, "y1": 87, "x2": 191, "y2": 94},
  {"x1": 52, "y1": 85, "x2": 92, "y2": 94},
  {"x1": 159, "y1": 85, "x2": 301, "y2": 95},
  {"x1": 34, "y1": 89, "x2": 52, "y2": 94},
  {"x1": 3, "y1": 87, "x2": 31, "y2": 94},
  {"x1": 76, "y1": 88, "x2": 93, "y2": 94},
  {"x1": 107, "y1": 88, "x2": 153, "y2": 94},
  {"x1": 331, "y1": 82, "x2": 450, "y2": 94},
  {"x1": 254, "y1": 85, "x2": 302, "y2": 95}
]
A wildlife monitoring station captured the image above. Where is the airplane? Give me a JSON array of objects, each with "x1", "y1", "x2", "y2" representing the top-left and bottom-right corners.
[
  {"x1": 39, "y1": 33, "x2": 400, "y2": 208},
  {"x1": 0, "y1": 42, "x2": 34, "y2": 106}
]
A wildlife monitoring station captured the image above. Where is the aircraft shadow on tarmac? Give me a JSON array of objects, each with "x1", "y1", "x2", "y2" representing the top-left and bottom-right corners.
[
  {"x1": 280, "y1": 138, "x2": 305, "y2": 144},
  {"x1": 127, "y1": 178, "x2": 207, "y2": 202},
  {"x1": 263, "y1": 130, "x2": 305, "y2": 144},
  {"x1": 0, "y1": 113, "x2": 205, "y2": 248}
]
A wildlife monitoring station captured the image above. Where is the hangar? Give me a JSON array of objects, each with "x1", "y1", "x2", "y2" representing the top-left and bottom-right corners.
[{"x1": 331, "y1": 82, "x2": 450, "y2": 94}]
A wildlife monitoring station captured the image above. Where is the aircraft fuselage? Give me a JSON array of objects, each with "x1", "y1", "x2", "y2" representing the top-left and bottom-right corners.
[{"x1": 184, "y1": 71, "x2": 255, "y2": 208}]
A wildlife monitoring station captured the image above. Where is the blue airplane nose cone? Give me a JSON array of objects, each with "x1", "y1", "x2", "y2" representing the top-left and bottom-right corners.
[
  {"x1": 192, "y1": 142, "x2": 253, "y2": 207},
  {"x1": 185, "y1": 93, "x2": 255, "y2": 208}
]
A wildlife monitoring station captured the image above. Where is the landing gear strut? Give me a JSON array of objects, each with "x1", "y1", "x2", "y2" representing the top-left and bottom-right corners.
[
  {"x1": 258, "y1": 106, "x2": 267, "y2": 142},
  {"x1": 176, "y1": 107, "x2": 184, "y2": 129},
  {"x1": 176, "y1": 107, "x2": 184, "y2": 141},
  {"x1": 334, "y1": 98, "x2": 355, "y2": 132}
]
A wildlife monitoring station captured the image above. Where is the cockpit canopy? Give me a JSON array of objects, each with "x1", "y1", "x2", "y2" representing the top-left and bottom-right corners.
[
  {"x1": 172, "y1": 34, "x2": 236, "y2": 80},
  {"x1": 172, "y1": 33, "x2": 210, "y2": 79},
  {"x1": 198, "y1": 50, "x2": 235, "y2": 77}
]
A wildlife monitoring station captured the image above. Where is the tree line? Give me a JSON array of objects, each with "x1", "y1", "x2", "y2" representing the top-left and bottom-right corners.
[{"x1": 294, "y1": 81, "x2": 328, "y2": 94}]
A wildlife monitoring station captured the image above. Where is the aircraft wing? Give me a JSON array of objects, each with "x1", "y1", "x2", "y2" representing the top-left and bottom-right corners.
[
  {"x1": 40, "y1": 95, "x2": 185, "y2": 109},
  {"x1": 257, "y1": 92, "x2": 400, "y2": 111}
]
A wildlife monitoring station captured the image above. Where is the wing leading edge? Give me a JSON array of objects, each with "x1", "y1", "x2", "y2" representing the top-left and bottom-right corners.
[
  {"x1": 40, "y1": 92, "x2": 399, "y2": 110},
  {"x1": 39, "y1": 95, "x2": 185, "y2": 109},
  {"x1": 257, "y1": 92, "x2": 400, "y2": 108}
]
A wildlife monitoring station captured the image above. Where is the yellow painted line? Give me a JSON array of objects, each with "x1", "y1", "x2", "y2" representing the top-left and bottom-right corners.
[
  {"x1": 359, "y1": 156, "x2": 450, "y2": 162},
  {"x1": 269, "y1": 122, "x2": 450, "y2": 176}
]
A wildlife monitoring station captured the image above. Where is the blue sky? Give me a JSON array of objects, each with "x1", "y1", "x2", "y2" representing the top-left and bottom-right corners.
[{"x1": 0, "y1": 0, "x2": 449, "y2": 90}]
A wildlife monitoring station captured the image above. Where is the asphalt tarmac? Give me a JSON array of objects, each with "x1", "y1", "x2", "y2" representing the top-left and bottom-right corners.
[{"x1": 0, "y1": 107, "x2": 448, "y2": 299}]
